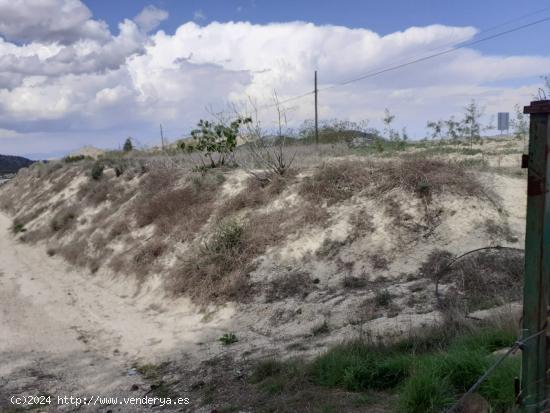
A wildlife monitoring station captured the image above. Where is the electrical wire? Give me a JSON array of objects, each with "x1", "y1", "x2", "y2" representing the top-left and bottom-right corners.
[{"x1": 259, "y1": 12, "x2": 550, "y2": 110}]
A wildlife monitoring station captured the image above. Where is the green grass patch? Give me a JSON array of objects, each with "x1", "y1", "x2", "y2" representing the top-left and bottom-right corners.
[
  {"x1": 310, "y1": 341, "x2": 413, "y2": 391},
  {"x1": 278, "y1": 322, "x2": 520, "y2": 413}
]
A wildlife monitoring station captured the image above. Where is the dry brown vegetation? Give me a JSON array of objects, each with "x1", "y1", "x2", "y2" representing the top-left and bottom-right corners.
[
  {"x1": 438, "y1": 249, "x2": 523, "y2": 313},
  {"x1": 0, "y1": 141, "x2": 520, "y2": 311},
  {"x1": 300, "y1": 157, "x2": 494, "y2": 205}
]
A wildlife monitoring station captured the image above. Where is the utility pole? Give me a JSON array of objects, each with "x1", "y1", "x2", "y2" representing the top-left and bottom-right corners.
[
  {"x1": 521, "y1": 99, "x2": 550, "y2": 413},
  {"x1": 314, "y1": 70, "x2": 319, "y2": 145}
]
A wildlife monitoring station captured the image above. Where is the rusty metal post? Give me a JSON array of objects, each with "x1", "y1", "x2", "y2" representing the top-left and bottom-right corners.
[{"x1": 521, "y1": 99, "x2": 550, "y2": 412}]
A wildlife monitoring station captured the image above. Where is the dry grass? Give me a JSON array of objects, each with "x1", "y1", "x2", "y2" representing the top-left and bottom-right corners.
[
  {"x1": 218, "y1": 174, "x2": 290, "y2": 217},
  {"x1": 483, "y1": 219, "x2": 518, "y2": 243},
  {"x1": 132, "y1": 239, "x2": 167, "y2": 278},
  {"x1": 436, "y1": 249, "x2": 524, "y2": 313},
  {"x1": 418, "y1": 249, "x2": 454, "y2": 280},
  {"x1": 300, "y1": 157, "x2": 494, "y2": 206},
  {"x1": 50, "y1": 205, "x2": 80, "y2": 234},
  {"x1": 170, "y1": 209, "x2": 293, "y2": 304},
  {"x1": 133, "y1": 169, "x2": 223, "y2": 240},
  {"x1": 265, "y1": 271, "x2": 313, "y2": 302}
]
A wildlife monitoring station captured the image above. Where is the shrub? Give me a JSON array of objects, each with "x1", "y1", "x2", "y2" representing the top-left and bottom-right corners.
[
  {"x1": 375, "y1": 289, "x2": 392, "y2": 307},
  {"x1": 191, "y1": 117, "x2": 251, "y2": 168},
  {"x1": 123, "y1": 137, "x2": 133, "y2": 152},
  {"x1": 219, "y1": 332, "x2": 238, "y2": 345},
  {"x1": 63, "y1": 155, "x2": 89, "y2": 163},
  {"x1": 209, "y1": 220, "x2": 244, "y2": 254},
  {"x1": 91, "y1": 162, "x2": 104, "y2": 180},
  {"x1": 12, "y1": 221, "x2": 26, "y2": 234}
]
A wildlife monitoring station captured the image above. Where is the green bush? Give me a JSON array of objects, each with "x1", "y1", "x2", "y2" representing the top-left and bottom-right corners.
[
  {"x1": 219, "y1": 332, "x2": 238, "y2": 345},
  {"x1": 12, "y1": 222, "x2": 26, "y2": 234},
  {"x1": 91, "y1": 162, "x2": 104, "y2": 180},
  {"x1": 191, "y1": 117, "x2": 251, "y2": 168},
  {"x1": 63, "y1": 155, "x2": 89, "y2": 163}
]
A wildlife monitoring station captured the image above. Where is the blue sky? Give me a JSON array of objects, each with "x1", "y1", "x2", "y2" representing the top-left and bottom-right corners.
[{"x1": 0, "y1": 0, "x2": 549, "y2": 158}]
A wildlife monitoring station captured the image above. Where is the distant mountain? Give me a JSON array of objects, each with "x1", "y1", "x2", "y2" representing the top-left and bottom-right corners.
[{"x1": 0, "y1": 154, "x2": 34, "y2": 175}]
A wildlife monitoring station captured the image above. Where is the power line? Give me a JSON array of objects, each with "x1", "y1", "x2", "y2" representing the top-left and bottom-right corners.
[
  {"x1": 261, "y1": 12, "x2": 550, "y2": 110},
  {"x1": 321, "y1": 15, "x2": 550, "y2": 91},
  {"x1": 326, "y1": 5, "x2": 550, "y2": 92}
]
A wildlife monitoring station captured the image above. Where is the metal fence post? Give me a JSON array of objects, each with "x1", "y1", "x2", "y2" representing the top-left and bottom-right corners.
[{"x1": 521, "y1": 99, "x2": 550, "y2": 412}]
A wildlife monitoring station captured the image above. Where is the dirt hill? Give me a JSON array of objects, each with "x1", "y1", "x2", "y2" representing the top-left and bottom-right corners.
[{"x1": 0, "y1": 137, "x2": 527, "y2": 412}]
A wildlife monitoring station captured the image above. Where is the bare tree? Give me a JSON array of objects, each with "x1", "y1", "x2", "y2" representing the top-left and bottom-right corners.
[{"x1": 236, "y1": 94, "x2": 297, "y2": 183}]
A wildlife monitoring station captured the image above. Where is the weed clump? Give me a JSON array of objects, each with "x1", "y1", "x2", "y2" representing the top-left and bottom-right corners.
[
  {"x1": 219, "y1": 332, "x2": 238, "y2": 345},
  {"x1": 12, "y1": 221, "x2": 26, "y2": 234}
]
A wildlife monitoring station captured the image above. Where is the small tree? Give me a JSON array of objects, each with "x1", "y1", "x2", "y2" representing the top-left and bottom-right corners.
[
  {"x1": 123, "y1": 137, "x2": 133, "y2": 152},
  {"x1": 512, "y1": 104, "x2": 528, "y2": 145},
  {"x1": 191, "y1": 117, "x2": 251, "y2": 168},
  {"x1": 238, "y1": 94, "x2": 297, "y2": 182},
  {"x1": 426, "y1": 120, "x2": 444, "y2": 141},
  {"x1": 383, "y1": 108, "x2": 398, "y2": 140},
  {"x1": 461, "y1": 100, "x2": 484, "y2": 147},
  {"x1": 445, "y1": 116, "x2": 461, "y2": 141}
]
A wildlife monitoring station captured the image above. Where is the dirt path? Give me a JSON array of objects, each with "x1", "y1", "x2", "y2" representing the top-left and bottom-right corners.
[{"x1": 0, "y1": 212, "x2": 232, "y2": 412}]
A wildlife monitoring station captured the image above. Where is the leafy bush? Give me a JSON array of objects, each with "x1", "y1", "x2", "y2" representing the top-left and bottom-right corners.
[
  {"x1": 191, "y1": 117, "x2": 251, "y2": 168},
  {"x1": 91, "y1": 162, "x2": 104, "y2": 180}
]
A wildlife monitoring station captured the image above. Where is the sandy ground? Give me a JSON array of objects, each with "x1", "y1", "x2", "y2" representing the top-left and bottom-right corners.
[{"x1": 0, "y1": 211, "x2": 235, "y2": 412}]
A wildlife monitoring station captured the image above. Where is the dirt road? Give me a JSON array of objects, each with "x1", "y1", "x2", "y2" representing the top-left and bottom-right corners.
[{"x1": 0, "y1": 212, "x2": 232, "y2": 412}]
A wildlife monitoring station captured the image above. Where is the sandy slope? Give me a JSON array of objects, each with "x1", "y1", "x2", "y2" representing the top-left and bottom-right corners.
[{"x1": 0, "y1": 211, "x2": 233, "y2": 412}]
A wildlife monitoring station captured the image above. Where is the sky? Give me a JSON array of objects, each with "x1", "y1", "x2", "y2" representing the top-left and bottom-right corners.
[{"x1": 0, "y1": 0, "x2": 549, "y2": 159}]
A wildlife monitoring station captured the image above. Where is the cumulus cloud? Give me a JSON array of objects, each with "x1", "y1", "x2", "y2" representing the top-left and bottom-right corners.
[
  {"x1": 0, "y1": 4, "x2": 547, "y2": 156},
  {"x1": 0, "y1": 0, "x2": 110, "y2": 44},
  {"x1": 134, "y1": 5, "x2": 169, "y2": 33}
]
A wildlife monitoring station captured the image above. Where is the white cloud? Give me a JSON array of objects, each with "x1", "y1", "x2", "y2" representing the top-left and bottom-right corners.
[
  {"x1": 0, "y1": 0, "x2": 110, "y2": 44},
  {"x1": 134, "y1": 5, "x2": 168, "y2": 33},
  {"x1": 0, "y1": 3, "x2": 547, "y2": 156}
]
